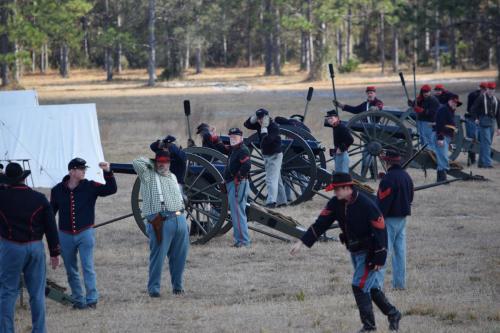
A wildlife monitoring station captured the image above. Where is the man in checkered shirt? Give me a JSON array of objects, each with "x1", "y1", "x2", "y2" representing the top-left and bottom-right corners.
[{"x1": 132, "y1": 150, "x2": 188, "y2": 297}]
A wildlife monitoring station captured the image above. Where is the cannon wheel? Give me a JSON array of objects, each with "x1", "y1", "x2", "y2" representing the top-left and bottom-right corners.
[
  {"x1": 246, "y1": 128, "x2": 317, "y2": 205},
  {"x1": 184, "y1": 146, "x2": 234, "y2": 235},
  {"x1": 346, "y1": 111, "x2": 413, "y2": 180},
  {"x1": 399, "y1": 110, "x2": 463, "y2": 161},
  {"x1": 131, "y1": 152, "x2": 228, "y2": 245}
]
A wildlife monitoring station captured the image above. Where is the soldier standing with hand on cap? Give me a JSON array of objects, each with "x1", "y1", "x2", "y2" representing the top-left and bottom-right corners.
[
  {"x1": 377, "y1": 150, "x2": 414, "y2": 290},
  {"x1": 223, "y1": 128, "x2": 252, "y2": 247},
  {"x1": 471, "y1": 82, "x2": 500, "y2": 168},
  {"x1": 50, "y1": 158, "x2": 117, "y2": 309},
  {"x1": 290, "y1": 172, "x2": 401, "y2": 332},
  {"x1": 324, "y1": 109, "x2": 354, "y2": 173},
  {"x1": 1, "y1": 163, "x2": 61, "y2": 333},
  {"x1": 244, "y1": 108, "x2": 287, "y2": 208},
  {"x1": 432, "y1": 94, "x2": 462, "y2": 182},
  {"x1": 150, "y1": 135, "x2": 187, "y2": 191},
  {"x1": 132, "y1": 150, "x2": 188, "y2": 297}
]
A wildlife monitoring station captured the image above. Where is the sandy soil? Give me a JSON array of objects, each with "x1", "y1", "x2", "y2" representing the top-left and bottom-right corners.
[{"x1": 9, "y1": 65, "x2": 500, "y2": 333}]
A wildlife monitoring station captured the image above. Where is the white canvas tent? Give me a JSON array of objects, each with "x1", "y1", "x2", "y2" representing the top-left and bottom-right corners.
[
  {"x1": 0, "y1": 104, "x2": 105, "y2": 188},
  {"x1": 0, "y1": 90, "x2": 39, "y2": 107}
]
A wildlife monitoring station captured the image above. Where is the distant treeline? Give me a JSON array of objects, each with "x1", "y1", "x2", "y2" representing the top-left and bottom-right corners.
[{"x1": 1, "y1": 0, "x2": 499, "y2": 86}]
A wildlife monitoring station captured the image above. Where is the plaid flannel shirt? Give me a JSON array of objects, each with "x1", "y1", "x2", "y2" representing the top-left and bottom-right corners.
[{"x1": 132, "y1": 157, "x2": 184, "y2": 217}]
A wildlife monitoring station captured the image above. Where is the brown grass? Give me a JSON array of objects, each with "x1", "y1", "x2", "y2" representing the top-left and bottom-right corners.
[{"x1": 11, "y1": 67, "x2": 500, "y2": 333}]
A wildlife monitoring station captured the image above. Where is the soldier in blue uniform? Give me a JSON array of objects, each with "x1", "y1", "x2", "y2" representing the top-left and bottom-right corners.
[
  {"x1": 432, "y1": 94, "x2": 462, "y2": 182},
  {"x1": 324, "y1": 109, "x2": 354, "y2": 173},
  {"x1": 471, "y1": 82, "x2": 500, "y2": 168},
  {"x1": 377, "y1": 150, "x2": 414, "y2": 290},
  {"x1": 465, "y1": 82, "x2": 488, "y2": 165},
  {"x1": 0, "y1": 163, "x2": 61, "y2": 333},
  {"x1": 223, "y1": 128, "x2": 252, "y2": 247},
  {"x1": 290, "y1": 172, "x2": 401, "y2": 332}
]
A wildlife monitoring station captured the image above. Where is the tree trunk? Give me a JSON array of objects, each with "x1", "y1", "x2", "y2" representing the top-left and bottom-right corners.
[
  {"x1": 185, "y1": 34, "x2": 190, "y2": 70},
  {"x1": 300, "y1": 31, "x2": 306, "y2": 70},
  {"x1": 272, "y1": 4, "x2": 281, "y2": 75},
  {"x1": 346, "y1": 6, "x2": 352, "y2": 62},
  {"x1": 105, "y1": 0, "x2": 113, "y2": 81},
  {"x1": 32, "y1": 50, "x2": 36, "y2": 73},
  {"x1": 44, "y1": 43, "x2": 48, "y2": 72},
  {"x1": 308, "y1": 22, "x2": 325, "y2": 81},
  {"x1": 222, "y1": 34, "x2": 227, "y2": 66},
  {"x1": 336, "y1": 27, "x2": 342, "y2": 67},
  {"x1": 379, "y1": 12, "x2": 385, "y2": 74},
  {"x1": 306, "y1": 0, "x2": 312, "y2": 69},
  {"x1": 246, "y1": 2, "x2": 253, "y2": 67},
  {"x1": 40, "y1": 46, "x2": 45, "y2": 73},
  {"x1": 449, "y1": 16, "x2": 456, "y2": 69},
  {"x1": 117, "y1": 12, "x2": 122, "y2": 73},
  {"x1": 59, "y1": 44, "x2": 69, "y2": 78},
  {"x1": 13, "y1": 41, "x2": 19, "y2": 82},
  {"x1": 0, "y1": 2, "x2": 8, "y2": 86},
  {"x1": 195, "y1": 44, "x2": 202, "y2": 74},
  {"x1": 82, "y1": 16, "x2": 89, "y2": 61},
  {"x1": 263, "y1": 0, "x2": 272, "y2": 75},
  {"x1": 433, "y1": 9, "x2": 440, "y2": 72},
  {"x1": 392, "y1": 25, "x2": 399, "y2": 72},
  {"x1": 147, "y1": 0, "x2": 156, "y2": 86}
]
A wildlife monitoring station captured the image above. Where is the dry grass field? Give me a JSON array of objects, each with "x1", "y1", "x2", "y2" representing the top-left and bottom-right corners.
[{"x1": 11, "y1": 64, "x2": 500, "y2": 332}]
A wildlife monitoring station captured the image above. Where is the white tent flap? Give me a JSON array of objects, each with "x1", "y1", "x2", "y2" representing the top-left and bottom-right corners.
[
  {"x1": 0, "y1": 104, "x2": 105, "y2": 188},
  {"x1": 0, "y1": 90, "x2": 39, "y2": 107}
]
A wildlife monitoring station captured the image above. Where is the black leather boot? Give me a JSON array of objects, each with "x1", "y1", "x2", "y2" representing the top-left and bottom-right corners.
[
  {"x1": 437, "y1": 170, "x2": 447, "y2": 182},
  {"x1": 370, "y1": 288, "x2": 401, "y2": 331},
  {"x1": 468, "y1": 152, "x2": 476, "y2": 165},
  {"x1": 352, "y1": 285, "x2": 376, "y2": 332}
]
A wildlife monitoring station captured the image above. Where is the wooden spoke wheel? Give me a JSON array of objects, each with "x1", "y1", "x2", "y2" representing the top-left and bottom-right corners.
[
  {"x1": 131, "y1": 152, "x2": 228, "y2": 244},
  {"x1": 346, "y1": 111, "x2": 413, "y2": 180},
  {"x1": 184, "y1": 146, "x2": 234, "y2": 235},
  {"x1": 246, "y1": 128, "x2": 317, "y2": 205},
  {"x1": 399, "y1": 109, "x2": 463, "y2": 161}
]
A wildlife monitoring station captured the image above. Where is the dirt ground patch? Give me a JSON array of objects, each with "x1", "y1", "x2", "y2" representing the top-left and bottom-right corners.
[{"x1": 11, "y1": 66, "x2": 500, "y2": 332}]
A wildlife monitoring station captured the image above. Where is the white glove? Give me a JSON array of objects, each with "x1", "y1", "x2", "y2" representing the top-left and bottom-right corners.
[
  {"x1": 250, "y1": 115, "x2": 258, "y2": 124},
  {"x1": 262, "y1": 115, "x2": 270, "y2": 127},
  {"x1": 261, "y1": 127, "x2": 268, "y2": 134}
]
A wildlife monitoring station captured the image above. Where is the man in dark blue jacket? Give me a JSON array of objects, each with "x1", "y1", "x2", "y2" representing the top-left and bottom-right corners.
[
  {"x1": 150, "y1": 135, "x2": 187, "y2": 188},
  {"x1": 471, "y1": 82, "x2": 500, "y2": 168},
  {"x1": 432, "y1": 94, "x2": 461, "y2": 181},
  {"x1": 324, "y1": 109, "x2": 354, "y2": 173},
  {"x1": 333, "y1": 86, "x2": 384, "y2": 114},
  {"x1": 377, "y1": 150, "x2": 414, "y2": 290},
  {"x1": 465, "y1": 82, "x2": 488, "y2": 164},
  {"x1": 291, "y1": 172, "x2": 401, "y2": 332},
  {"x1": 244, "y1": 109, "x2": 286, "y2": 208},
  {"x1": 50, "y1": 158, "x2": 117, "y2": 309},
  {"x1": 196, "y1": 123, "x2": 229, "y2": 155},
  {"x1": 224, "y1": 128, "x2": 252, "y2": 247},
  {"x1": 408, "y1": 84, "x2": 440, "y2": 148},
  {"x1": 0, "y1": 163, "x2": 61, "y2": 333}
]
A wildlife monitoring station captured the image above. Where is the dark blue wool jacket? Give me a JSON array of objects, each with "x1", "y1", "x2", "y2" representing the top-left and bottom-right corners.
[
  {"x1": 301, "y1": 189, "x2": 387, "y2": 266},
  {"x1": 377, "y1": 164, "x2": 414, "y2": 218},
  {"x1": 50, "y1": 171, "x2": 117, "y2": 234},
  {"x1": 223, "y1": 143, "x2": 251, "y2": 182},
  {"x1": 0, "y1": 184, "x2": 61, "y2": 257},
  {"x1": 325, "y1": 120, "x2": 354, "y2": 152},
  {"x1": 342, "y1": 98, "x2": 384, "y2": 114},
  {"x1": 434, "y1": 104, "x2": 456, "y2": 140},
  {"x1": 244, "y1": 118, "x2": 282, "y2": 156}
]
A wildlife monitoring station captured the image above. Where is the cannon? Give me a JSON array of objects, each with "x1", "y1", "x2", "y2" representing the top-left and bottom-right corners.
[{"x1": 109, "y1": 152, "x2": 338, "y2": 245}]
